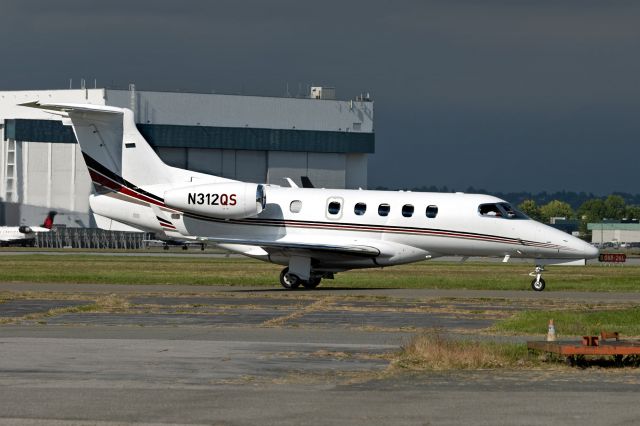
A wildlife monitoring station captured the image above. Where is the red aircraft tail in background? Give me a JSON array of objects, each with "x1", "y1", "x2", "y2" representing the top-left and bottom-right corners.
[{"x1": 42, "y1": 211, "x2": 57, "y2": 229}]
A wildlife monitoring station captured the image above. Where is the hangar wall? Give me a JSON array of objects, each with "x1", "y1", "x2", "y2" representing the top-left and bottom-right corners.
[{"x1": 0, "y1": 88, "x2": 375, "y2": 227}]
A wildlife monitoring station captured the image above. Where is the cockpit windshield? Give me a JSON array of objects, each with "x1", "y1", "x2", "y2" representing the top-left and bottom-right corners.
[{"x1": 478, "y1": 203, "x2": 528, "y2": 219}]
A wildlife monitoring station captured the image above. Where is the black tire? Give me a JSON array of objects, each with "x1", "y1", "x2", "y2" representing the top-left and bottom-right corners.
[
  {"x1": 302, "y1": 277, "x2": 321, "y2": 289},
  {"x1": 279, "y1": 268, "x2": 301, "y2": 289},
  {"x1": 531, "y1": 278, "x2": 546, "y2": 291}
]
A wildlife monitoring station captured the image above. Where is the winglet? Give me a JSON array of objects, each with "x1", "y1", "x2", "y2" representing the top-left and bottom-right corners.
[
  {"x1": 284, "y1": 177, "x2": 299, "y2": 188},
  {"x1": 300, "y1": 176, "x2": 315, "y2": 188}
]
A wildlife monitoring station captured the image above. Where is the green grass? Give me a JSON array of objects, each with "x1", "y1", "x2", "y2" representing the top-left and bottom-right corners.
[
  {"x1": 0, "y1": 254, "x2": 638, "y2": 291},
  {"x1": 0, "y1": 255, "x2": 280, "y2": 286},
  {"x1": 495, "y1": 307, "x2": 640, "y2": 337}
]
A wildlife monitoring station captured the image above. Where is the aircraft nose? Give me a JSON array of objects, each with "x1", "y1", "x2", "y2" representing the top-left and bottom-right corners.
[{"x1": 583, "y1": 242, "x2": 600, "y2": 259}]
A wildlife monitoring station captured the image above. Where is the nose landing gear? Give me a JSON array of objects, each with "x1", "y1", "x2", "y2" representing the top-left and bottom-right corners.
[{"x1": 529, "y1": 265, "x2": 546, "y2": 291}]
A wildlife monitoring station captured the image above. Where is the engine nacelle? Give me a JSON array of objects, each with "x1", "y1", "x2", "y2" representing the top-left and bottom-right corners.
[
  {"x1": 164, "y1": 182, "x2": 266, "y2": 219},
  {"x1": 18, "y1": 226, "x2": 32, "y2": 234}
]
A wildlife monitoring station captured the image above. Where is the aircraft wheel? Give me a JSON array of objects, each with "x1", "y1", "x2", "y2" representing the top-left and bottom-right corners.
[
  {"x1": 302, "y1": 277, "x2": 321, "y2": 289},
  {"x1": 531, "y1": 278, "x2": 546, "y2": 292},
  {"x1": 280, "y1": 268, "x2": 301, "y2": 289},
  {"x1": 182, "y1": 245, "x2": 188, "y2": 250},
  {"x1": 163, "y1": 245, "x2": 169, "y2": 251}
]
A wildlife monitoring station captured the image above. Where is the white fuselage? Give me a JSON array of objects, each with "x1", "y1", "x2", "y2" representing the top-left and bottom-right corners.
[
  {"x1": 90, "y1": 185, "x2": 598, "y2": 272},
  {"x1": 0, "y1": 228, "x2": 34, "y2": 244},
  {"x1": 0, "y1": 226, "x2": 50, "y2": 246}
]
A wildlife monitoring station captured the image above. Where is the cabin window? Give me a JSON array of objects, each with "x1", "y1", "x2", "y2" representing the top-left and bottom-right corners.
[
  {"x1": 402, "y1": 204, "x2": 414, "y2": 217},
  {"x1": 378, "y1": 203, "x2": 390, "y2": 217},
  {"x1": 426, "y1": 205, "x2": 438, "y2": 218},
  {"x1": 354, "y1": 202, "x2": 367, "y2": 216},
  {"x1": 328, "y1": 201, "x2": 341, "y2": 215},
  {"x1": 290, "y1": 200, "x2": 302, "y2": 213}
]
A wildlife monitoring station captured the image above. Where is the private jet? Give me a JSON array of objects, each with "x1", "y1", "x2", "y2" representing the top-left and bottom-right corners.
[
  {"x1": 0, "y1": 211, "x2": 57, "y2": 246},
  {"x1": 23, "y1": 102, "x2": 599, "y2": 290}
]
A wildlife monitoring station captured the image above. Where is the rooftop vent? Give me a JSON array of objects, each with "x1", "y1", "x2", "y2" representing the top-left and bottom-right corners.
[{"x1": 310, "y1": 86, "x2": 336, "y2": 100}]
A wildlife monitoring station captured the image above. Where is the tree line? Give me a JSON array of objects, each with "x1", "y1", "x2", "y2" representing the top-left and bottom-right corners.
[{"x1": 517, "y1": 195, "x2": 640, "y2": 223}]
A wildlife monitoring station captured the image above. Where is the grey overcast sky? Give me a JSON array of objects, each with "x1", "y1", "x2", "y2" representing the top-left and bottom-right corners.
[{"x1": 1, "y1": 0, "x2": 639, "y2": 194}]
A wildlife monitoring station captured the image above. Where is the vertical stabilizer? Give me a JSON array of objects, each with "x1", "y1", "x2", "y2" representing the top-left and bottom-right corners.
[
  {"x1": 42, "y1": 211, "x2": 57, "y2": 229},
  {"x1": 119, "y1": 108, "x2": 176, "y2": 186},
  {"x1": 20, "y1": 102, "x2": 203, "y2": 187},
  {"x1": 62, "y1": 105, "x2": 175, "y2": 185}
]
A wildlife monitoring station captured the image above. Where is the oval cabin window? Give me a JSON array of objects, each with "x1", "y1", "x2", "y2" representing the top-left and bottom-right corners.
[
  {"x1": 426, "y1": 205, "x2": 438, "y2": 218},
  {"x1": 354, "y1": 203, "x2": 367, "y2": 216},
  {"x1": 402, "y1": 204, "x2": 414, "y2": 217},
  {"x1": 290, "y1": 200, "x2": 302, "y2": 213},
  {"x1": 328, "y1": 201, "x2": 341, "y2": 215}
]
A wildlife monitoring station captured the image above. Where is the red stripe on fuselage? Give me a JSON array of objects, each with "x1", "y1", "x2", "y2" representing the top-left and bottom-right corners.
[{"x1": 88, "y1": 168, "x2": 165, "y2": 207}]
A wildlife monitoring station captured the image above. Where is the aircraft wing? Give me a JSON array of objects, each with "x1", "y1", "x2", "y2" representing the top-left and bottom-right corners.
[
  {"x1": 200, "y1": 236, "x2": 432, "y2": 267},
  {"x1": 29, "y1": 226, "x2": 52, "y2": 233},
  {"x1": 200, "y1": 237, "x2": 381, "y2": 258}
]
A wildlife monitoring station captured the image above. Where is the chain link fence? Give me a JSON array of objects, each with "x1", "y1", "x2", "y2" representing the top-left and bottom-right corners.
[{"x1": 35, "y1": 228, "x2": 153, "y2": 249}]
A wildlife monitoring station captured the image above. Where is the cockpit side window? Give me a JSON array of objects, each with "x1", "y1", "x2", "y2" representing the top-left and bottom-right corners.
[
  {"x1": 498, "y1": 203, "x2": 528, "y2": 219},
  {"x1": 478, "y1": 203, "x2": 528, "y2": 219},
  {"x1": 479, "y1": 203, "x2": 503, "y2": 217}
]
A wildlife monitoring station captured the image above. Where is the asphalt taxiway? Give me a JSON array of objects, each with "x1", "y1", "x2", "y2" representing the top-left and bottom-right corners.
[{"x1": 2, "y1": 284, "x2": 640, "y2": 425}]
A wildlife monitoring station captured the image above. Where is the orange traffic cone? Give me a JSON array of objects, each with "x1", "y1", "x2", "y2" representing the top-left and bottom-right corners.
[{"x1": 547, "y1": 319, "x2": 556, "y2": 342}]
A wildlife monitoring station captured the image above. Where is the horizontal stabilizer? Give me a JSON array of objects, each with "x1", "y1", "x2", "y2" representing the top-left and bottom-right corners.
[{"x1": 20, "y1": 101, "x2": 123, "y2": 115}]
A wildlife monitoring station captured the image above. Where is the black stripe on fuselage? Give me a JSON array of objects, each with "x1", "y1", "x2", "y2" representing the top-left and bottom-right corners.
[
  {"x1": 156, "y1": 216, "x2": 172, "y2": 225},
  {"x1": 81, "y1": 152, "x2": 164, "y2": 204}
]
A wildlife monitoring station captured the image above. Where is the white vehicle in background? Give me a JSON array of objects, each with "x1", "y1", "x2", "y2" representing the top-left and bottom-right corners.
[
  {"x1": 24, "y1": 101, "x2": 599, "y2": 291},
  {"x1": 0, "y1": 211, "x2": 57, "y2": 247}
]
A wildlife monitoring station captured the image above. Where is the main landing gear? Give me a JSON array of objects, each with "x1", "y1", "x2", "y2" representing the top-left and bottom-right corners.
[
  {"x1": 529, "y1": 265, "x2": 546, "y2": 291},
  {"x1": 279, "y1": 267, "x2": 322, "y2": 290}
]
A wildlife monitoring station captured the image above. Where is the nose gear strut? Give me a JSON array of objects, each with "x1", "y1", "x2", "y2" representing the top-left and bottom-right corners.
[{"x1": 529, "y1": 265, "x2": 546, "y2": 291}]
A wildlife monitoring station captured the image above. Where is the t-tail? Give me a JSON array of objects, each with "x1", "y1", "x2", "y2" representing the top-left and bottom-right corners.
[
  {"x1": 21, "y1": 101, "x2": 264, "y2": 234},
  {"x1": 20, "y1": 101, "x2": 233, "y2": 190}
]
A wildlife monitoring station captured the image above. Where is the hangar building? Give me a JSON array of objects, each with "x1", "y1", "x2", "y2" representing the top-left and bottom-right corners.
[
  {"x1": 588, "y1": 222, "x2": 640, "y2": 245},
  {"x1": 0, "y1": 87, "x2": 374, "y2": 227}
]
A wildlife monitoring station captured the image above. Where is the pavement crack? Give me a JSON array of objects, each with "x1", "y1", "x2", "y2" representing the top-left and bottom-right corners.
[{"x1": 262, "y1": 297, "x2": 334, "y2": 327}]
